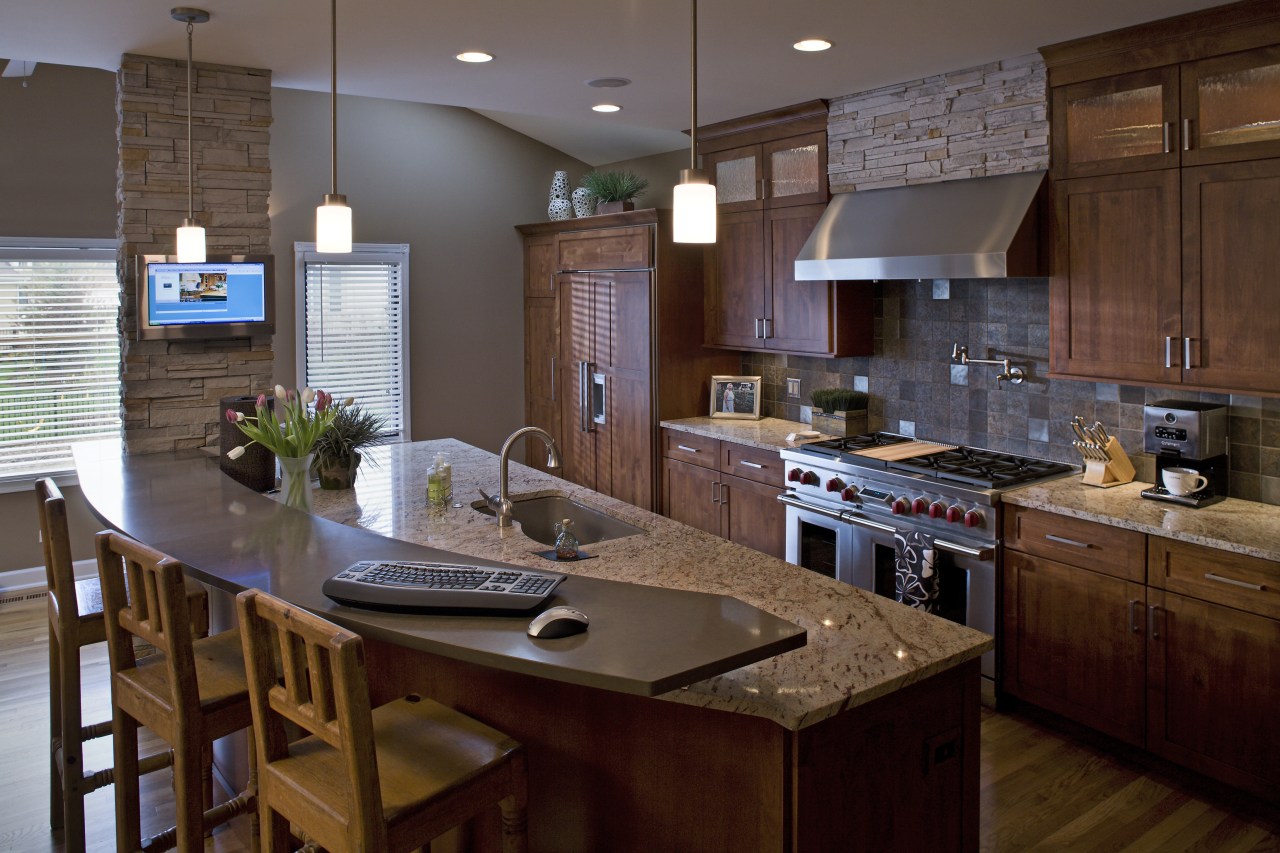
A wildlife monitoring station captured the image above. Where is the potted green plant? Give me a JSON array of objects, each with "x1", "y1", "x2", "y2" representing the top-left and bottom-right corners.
[
  {"x1": 310, "y1": 402, "x2": 389, "y2": 490},
  {"x1": 579, "y1": 170, "x2": 649, "y2": 214},
  {"x1": 809, "y1": 388, "x2": 869, "y2": 437}
]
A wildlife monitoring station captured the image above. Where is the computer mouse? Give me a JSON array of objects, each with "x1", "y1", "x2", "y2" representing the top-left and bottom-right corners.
[{"x1": 527, "y1": 606, "x2": 589, "y2": 639}]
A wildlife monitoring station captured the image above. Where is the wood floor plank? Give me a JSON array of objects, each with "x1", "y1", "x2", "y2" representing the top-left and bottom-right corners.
[{"x1": 2, "y1": 596, "x2": 1277, "y2": 853}]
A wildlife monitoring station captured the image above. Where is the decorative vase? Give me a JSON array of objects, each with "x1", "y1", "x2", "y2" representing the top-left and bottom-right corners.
[
  {"x1": 316, "y1": 452, "x2": 361, "y2": 490},
  {"x1": 277, "y1": 453, "x2": 316, "y2": 512},
  {"x1": 219, "y1": 394, "x2": 275, "y2": 492},
  {"x1": 571, "y1": 187, "x2": 597, "y2": 218},
  {"x1": 548, "y1": 170, "x2": 571, "y2": 220},
  {"x1": 596, "y1": 199, "x2": 635, "y2": 214}
]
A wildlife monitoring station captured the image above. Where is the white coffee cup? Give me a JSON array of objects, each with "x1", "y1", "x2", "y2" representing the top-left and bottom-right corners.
[{"x1": 1162, "y1": 466, "x2": 1208, "y2": 496}]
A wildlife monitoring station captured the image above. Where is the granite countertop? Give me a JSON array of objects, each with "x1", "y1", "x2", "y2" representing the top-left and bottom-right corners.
[
  {"x1": 310, "y1": 439, "x2": 991, "y2": 730},
  {"x1": 661, "y1": 416, "x2": 832, "y2": 451},
  {"x1": 1002, "y1": 477, "x2": 1280, "y2": 563}
]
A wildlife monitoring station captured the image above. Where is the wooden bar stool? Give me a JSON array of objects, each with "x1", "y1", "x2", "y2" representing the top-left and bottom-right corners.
[
  {"x1": 95, "y1": 530, "x2": 256, "y2": 852},
  {"x1": 236, "y1": 588, "x2": 529, "y2": 853},
  {"x1": 35, "y1": 479, "x2": 210, "y2": 852}
]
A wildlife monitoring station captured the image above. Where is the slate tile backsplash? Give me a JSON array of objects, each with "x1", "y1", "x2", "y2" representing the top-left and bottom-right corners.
[{"x1": 745, "y1": 278, "x2": 1280, "y2": 505}]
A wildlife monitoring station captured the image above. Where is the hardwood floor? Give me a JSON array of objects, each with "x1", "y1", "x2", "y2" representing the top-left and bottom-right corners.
[{"x1": 2, "y1": 596, "x2": 1277, "y2": 852}]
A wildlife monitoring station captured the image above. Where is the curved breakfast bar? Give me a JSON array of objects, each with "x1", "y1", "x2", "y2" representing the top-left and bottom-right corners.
[{"x1": 75, "y1": 438, "x2": 990, "y2": 852}]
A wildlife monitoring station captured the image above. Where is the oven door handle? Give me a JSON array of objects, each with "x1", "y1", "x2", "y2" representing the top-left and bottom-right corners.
[
  {"x1": 934, "y1": 539, "x2": 995, "y2": 562},
  {"x1": 777, "y1": 492, "x2": 847, "y2": 522}
]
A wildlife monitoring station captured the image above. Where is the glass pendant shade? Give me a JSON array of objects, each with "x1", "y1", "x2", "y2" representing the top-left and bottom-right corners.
[
  {"x1": 316, "y1": 193, "x2": 352, "y2": 253},
  {"x1": 176, "y1": 219, "x2": 206, "y2": 262},
  {"x1": 673, "y1": 170, "x2": 716, "y2": 243}
]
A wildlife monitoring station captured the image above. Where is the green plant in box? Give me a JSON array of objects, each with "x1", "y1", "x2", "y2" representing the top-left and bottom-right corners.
[
  {"x1": 579, "y1": 170, "x2": 649, "y2": 211},
  {"x1": 810, "y1": 388, "x2": 867, "y2": 414}
]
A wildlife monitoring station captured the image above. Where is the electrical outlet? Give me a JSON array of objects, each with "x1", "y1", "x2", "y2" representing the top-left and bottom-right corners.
[{"x1": 786, "y1": 378, "x2": 801, "y2": 399}]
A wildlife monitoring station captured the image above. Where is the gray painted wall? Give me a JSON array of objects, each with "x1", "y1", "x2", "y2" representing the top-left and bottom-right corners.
[{"x1": 0, "y1": 65, "x2": 588, "y2": 574}]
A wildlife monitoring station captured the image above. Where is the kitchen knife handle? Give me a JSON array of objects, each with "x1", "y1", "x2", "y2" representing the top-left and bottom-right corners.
[{"x1": 1129, "y1": 599, "x2": 1142, "y2": 634}]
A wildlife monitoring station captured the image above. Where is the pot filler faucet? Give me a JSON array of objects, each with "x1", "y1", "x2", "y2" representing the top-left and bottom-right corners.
[
  {"x1": 483, "y1": 426, "x2": 562, "y2": 528},
  {"x1": 951, "y1": 343, "x2": 1025, "y2": 387}
]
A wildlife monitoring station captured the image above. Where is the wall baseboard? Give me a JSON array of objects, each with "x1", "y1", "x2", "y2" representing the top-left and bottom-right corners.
[{"x1": 0, "y1": 558, "x2": 96, "y2": 601}]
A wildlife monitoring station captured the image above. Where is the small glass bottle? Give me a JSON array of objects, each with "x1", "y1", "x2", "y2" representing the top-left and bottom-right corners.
[
  {"x1": 426, "y1": 452, "x2": 452, "y2": 507},
  {"x1": 554, "y1": 518, "x2": 580, "y2": 560}
]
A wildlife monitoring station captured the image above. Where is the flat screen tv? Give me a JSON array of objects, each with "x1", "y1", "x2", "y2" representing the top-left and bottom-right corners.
[{"x1": 136, "y1": 254, "x2": 275, "y2": 340}]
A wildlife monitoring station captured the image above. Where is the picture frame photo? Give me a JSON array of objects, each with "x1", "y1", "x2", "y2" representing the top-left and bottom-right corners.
[{"x1": 710, "y1": 375, "x2": 762, "y2": 420}]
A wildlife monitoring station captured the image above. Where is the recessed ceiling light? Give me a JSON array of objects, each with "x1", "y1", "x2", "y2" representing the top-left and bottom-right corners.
[
  {"x1": 592, "y1": 104, "x2": 622, "y2": 113},
  {"x1": 793, "y1": 39, "x2": 832, "y2": 52},
  {"x1": 456, "y1": 51, "x2": 494, "y2": 63},
  {"x1": 586, "y1": 77, "x2": 631, "y2": 88}
]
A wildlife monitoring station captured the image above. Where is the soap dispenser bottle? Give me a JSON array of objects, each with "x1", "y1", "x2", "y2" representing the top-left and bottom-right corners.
[
  {"x1": 554, "y1": 518, "x2": 580, "y2": 560},
  {"x1": 427, "y1": 453, "x2": 452, "y2": 507}
]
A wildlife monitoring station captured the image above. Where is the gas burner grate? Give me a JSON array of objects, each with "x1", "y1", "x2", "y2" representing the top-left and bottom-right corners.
[{"x1": 890, "y1": 448, "x2": 1074, "y2": 488}]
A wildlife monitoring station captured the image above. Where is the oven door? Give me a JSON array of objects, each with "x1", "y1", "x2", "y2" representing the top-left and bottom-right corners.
[{"x1": 782, "y1": 497, "x2": 864, "y2": 588}]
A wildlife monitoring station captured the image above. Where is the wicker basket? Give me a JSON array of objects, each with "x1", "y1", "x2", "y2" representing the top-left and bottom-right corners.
[{"x1": 218, "y1": 395, "x2": 275, "y2": 492}]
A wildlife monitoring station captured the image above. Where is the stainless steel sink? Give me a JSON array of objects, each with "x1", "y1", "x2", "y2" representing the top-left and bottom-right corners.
[{"x1": 471, "y1": 494, "x2": 644, "y2": 546}]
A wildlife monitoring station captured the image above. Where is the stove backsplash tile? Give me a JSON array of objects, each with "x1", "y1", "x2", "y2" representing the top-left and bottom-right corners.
[{"x1": 744, "y1": 278, "x2": 1280, "y2": 505}]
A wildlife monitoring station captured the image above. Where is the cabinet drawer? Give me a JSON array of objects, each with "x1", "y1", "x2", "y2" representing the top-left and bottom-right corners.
[
  {"x1": 1149, "y1": 537, "x2": 1280, "y2": 620},
  {"x1": 662, "y1": 429, "x2": 718, "y2": 469},
  {"x1": 557, "y1": 226, "x2": 652, "y2": 271},
  {"x1": 720, "y1": 441, "x2": 785, "y2": 487},
  {"x1": 1003, "y1": 505, "x2": 1145, "y2": 582}
]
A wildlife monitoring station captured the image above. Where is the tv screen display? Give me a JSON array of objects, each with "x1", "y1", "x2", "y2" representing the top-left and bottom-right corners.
[{"x1": 136, "y1": 254, "x2": 275, "y2": 340}]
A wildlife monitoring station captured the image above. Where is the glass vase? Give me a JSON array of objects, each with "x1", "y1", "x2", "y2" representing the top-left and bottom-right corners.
[{"x1": 277, "y1": 453, "x2": 316, "y2": 512}]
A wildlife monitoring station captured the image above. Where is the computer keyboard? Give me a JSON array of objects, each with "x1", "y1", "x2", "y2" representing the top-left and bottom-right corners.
[{"x1": 322, "y1": 560, "x2": 567, "y2": 612}]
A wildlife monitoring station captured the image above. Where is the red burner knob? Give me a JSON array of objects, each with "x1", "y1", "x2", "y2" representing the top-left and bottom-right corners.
[
  {"x1": 928, "y1": 501, "x2": 947, "y2": 519},
  {"x1": 802, "y1": 470, "x2": 820, "y2": 487},
  {"x1": 912, "y1": 497, "x2": 929, "y2": 515},
  {"x1": 826, "y1": 477, "x2": 845, "y2": 493},
  {"x1": 891, "y1": 498, "x2": 911, "y2": 515},
  {"x1": 964, "y1": 510, "x2": 983, "y2": 529},
  {"x1": 945, "y1": 505, "x2": 963, "y2": 524},
  {"x1": 840, "y1": 487, "x2": 858, "y2": 502},
  {"x1": 787, "y1": 467, "x2": 803, "y2": 483}
]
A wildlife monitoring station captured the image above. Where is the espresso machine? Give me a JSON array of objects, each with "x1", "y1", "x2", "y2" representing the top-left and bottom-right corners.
[{"x1": 1140, "y1": 400, "x2": 1229, "y2": 507}]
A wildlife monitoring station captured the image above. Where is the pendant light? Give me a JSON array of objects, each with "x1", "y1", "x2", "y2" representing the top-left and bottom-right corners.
[
  {"x1": 316, "y1": 0, "x2": 352, "y2": 253},
  {"x1": 673, "y1": 0, "x2": 716, "y2": 244},
  {"x1": 172, "y1": 8, "x2": 209, "y2": 262}
]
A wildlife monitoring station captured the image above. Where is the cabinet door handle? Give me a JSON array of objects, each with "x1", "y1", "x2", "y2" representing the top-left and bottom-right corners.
[
  {"x1": 763, "y1": 318, "x2": 772, "y2": 339},
  {"x1": 720, "y1": 483, "x2": 729, "y2": 506},
  {"x1": 578, "y1": 361, "x2": 589, "y2": 432},
  {"x1": 755, "y1": 318, "x2": 763, "y2": 339},
  {"x1": 1204, "y1": 572, "x2": 1266, "y2": 592},
  {"x1": 1147, "y1": 604, "x2": 1161, "y2": 640},
  {"x1": 1165, "y1": 336, "x2": 1174, "y2": 369},
  {"x1": 550, "y1": 355, "x2": 556, "y2": 402},
  {"x1": 1129, "y1": 599, "x2": 1142, "y2": 634},
  {"x1": 712, "y1": 481, "x2": 720, "y2": 504},
  {"x1": 739, "y1": 460, "x2": 764, "y2": 469},
  {"x1": 1045, "y1": 533, "x2": 1092, "y2": 549},
  {"x1": 1183, "y1": 337, "x2": 1195, "y2": 369},
  {"x1": 1182, "y1": 118, "x2": 1193, "y2": 151},
  {"x1": 1162, "y1": 122, "x2": 1173, "y2": 154},
  {"x1": 677, "y1": 444, "x2": 700, "y2": 453}
]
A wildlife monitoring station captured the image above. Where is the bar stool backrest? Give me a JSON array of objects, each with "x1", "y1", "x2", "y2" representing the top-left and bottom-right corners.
[
  {"x1": 35, "y1": 479, "x2": 76, "y2": 628},
  {"x1": 237, "y1": 589, "x2": 385, "y2": 848},
  {"x1": 95, "y1": 532, "x2": 202, "y2": 731}
]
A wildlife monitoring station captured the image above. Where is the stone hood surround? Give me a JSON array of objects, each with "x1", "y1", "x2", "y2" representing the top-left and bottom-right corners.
[{"x1": 310, "y1": 439, "x2": 990, "y2": 730}]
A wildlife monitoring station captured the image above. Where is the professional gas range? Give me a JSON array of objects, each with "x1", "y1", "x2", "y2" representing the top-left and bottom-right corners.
[{"x1": 778, "y1": 432, "x2": 1075, "y2": 696}]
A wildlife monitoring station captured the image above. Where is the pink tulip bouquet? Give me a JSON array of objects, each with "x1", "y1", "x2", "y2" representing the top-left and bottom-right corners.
[{"x1": 225, "y1": 385, "x2": 340, "y2": 461}]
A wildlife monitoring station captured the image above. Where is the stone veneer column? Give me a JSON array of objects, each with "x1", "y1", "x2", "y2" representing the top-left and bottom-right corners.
[
  {"x1": 827, "y1": 53, "x2": 1048, "y2": 192},
  {"x1": 115, "y1": 53, "x2": 274, "y2": 454}
]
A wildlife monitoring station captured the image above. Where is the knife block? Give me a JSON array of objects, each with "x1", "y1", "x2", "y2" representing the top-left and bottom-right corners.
[{"x1": 1081, "y1": 437, "x2": 1136, "y2": 488}]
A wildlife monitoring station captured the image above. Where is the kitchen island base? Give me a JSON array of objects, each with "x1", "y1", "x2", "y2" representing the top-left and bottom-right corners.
[{"x1": 365, "y1": 638, "x2": 980, "y2": 852}]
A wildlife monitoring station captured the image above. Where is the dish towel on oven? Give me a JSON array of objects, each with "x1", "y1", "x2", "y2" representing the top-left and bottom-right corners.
[{"x1": 894, "y1": 529, "x2": 940, "y2": 613}]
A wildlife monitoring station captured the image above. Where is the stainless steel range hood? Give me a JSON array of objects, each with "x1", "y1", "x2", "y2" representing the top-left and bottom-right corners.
[{"x1": 794, "y1": 171, "x2": 1047, "y2": 281}]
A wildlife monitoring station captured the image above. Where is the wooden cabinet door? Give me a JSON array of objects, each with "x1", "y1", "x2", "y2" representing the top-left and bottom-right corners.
[
  {"x1": 765, "y1": 204, "x2": 833, "y2": 354},
  {"x1": 663, "y1": 457, "x2": 721, "y2": 537},
  {"x1": 1050, "y1": 66, "x2": 1180, "y2": 179},
  {"x1": 705, "y1": 210, "x2": 766, "y2": 349},
  {"x1": 1181, "y1": 160, "x2": 1280, "y2": 394},
  {"x1": 1049, "y1": 170, "x2": 1182, "y2": 384},
  {"x1": 762, "y1": 131, "x2": 827, "y2": 208},
  {"x1": 1147, "y1": 589, "x2": 1280, "y2": 800},
  {"x1": 524, "y1": 233, "x2": 557, "y2": 297},
  {"x1": 720, "y1": 473, "x2": 785, "y2": 559},
  {"x1": 559, "y1": 273, "x2": 596, "y2": 491},
  {"x1": 1181, "y1": 44, "x2": 1280, "y2": 167},
  {"x1": 1002, "y1": 550, "x2": 1147, "y2": 746},
  {"x1": 524, "y1": 295, "x2": 560, "y2": 472},
  {"x1": 598, "y1": 271, "x2": 653, "y2": 511},
  {"x1": 704, "y1": 143, "x2": 764, "y2": 213}
]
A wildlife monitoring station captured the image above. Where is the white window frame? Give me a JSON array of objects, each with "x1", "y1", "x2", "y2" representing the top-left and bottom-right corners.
[
  {"x1": 0, "y1": 236, "x2": 120, "y2": 491},
  {"x1": 294, "y1": 242, "x2": 411, "y2": 441}
]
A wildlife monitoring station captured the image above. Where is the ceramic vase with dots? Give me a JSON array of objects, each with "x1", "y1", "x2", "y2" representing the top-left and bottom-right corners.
[
  {"x1": 548, "y1": 171, "x2": 571, "y2": 220},
  {"x1": 571, "y1": 187, "x2": 597, "y2": 218}
]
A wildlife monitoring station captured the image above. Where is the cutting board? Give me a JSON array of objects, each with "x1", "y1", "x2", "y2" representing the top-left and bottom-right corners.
[{"x1": 851, "y1": 440, "x2": 957, "y2": 462}]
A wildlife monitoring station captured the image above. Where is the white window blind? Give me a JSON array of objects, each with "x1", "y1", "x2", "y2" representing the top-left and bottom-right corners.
[
  {"x1": 295, "y1": 243, "x2": 409, "y2": 440},
  {"x1": 0, "y1": 239, "x2": 121, "y2": 480}
]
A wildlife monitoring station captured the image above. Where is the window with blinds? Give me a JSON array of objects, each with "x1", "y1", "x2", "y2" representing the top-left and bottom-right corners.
[
  {"x1": 0, "y1": 239, "x2": 122, "y2": 480},
  {"x1": 295, "y1": 243, "x2": 409, "y2": 440}
]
